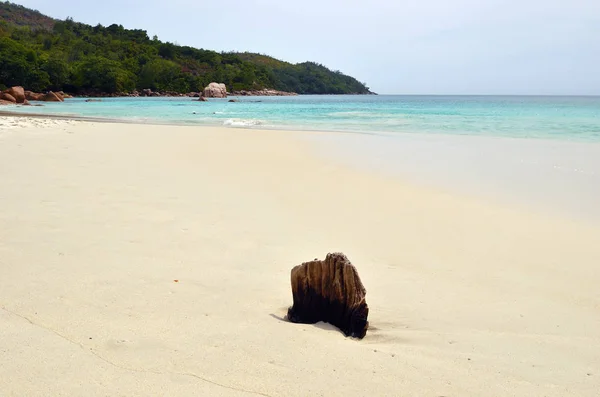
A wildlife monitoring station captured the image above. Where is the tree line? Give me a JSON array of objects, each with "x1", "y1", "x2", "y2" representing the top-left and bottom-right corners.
[{"x1": 0, "y1": 2, "x2": 372, "y2": 95}]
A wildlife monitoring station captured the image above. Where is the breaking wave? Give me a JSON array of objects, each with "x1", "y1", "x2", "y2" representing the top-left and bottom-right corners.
[{"x1": 223, "y1": 118, "x2": 264, "y2": 127}]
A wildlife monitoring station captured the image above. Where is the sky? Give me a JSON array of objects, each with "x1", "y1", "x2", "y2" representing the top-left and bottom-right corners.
[{"x1": 11, "y1": 0, "x2": 600, "y2": 95}]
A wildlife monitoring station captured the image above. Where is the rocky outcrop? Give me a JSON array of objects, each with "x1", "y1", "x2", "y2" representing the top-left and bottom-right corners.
[
  {"x1": 230, "y1": 89, "x2": 297, "y2": 96},
  {"x1": 133, "y1": 89, "x2": 197, "y2": 98},
  {"x1": 287, "y1": 252, "x2": 369, "y2": 339},
  {"x1": 0, "y1": 87, "x2": 73, "y2": 104},
  {"x1": 25, "y1": 90, "x2": 44, "y2": 101},
  {"x1": 6, "y1": 86, "x2": 26, "y2": 103},
  {"x1": 60, "y1": 89, "x2": 294, "y2": 98},
  {"x1": 1, "y1": 86, "x2": 33, "y2": 104},
  {"x1": 0, "y1": 86, "x2": 294, "y2": 101},
  {"x1": 203, "y1": 82, "x2": 227, "y2": 98},
  {"x1": 1, "y1": 92, "x2": 17, "y2": 103},
  {"x1": 43, "y1": 91, "x2": 64, "y2": 102}
]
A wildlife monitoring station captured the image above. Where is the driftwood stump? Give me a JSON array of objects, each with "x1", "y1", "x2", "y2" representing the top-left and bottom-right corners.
[{"x1": 287, "y1": 253, "x2": 369, "y2": 339}]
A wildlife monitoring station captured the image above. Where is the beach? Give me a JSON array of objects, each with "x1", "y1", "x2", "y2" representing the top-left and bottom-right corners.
[{"x1": 1, "y1": 116, "x2": 599, "y2": 396}]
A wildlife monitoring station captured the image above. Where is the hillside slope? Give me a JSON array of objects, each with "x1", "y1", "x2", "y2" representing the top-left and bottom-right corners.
[
  {"x1": 0, "y1": 1, "x2": 54, "y2": 30},
  {"x1": 0, "y1": 1, "x2": 373, "y2": 95}
]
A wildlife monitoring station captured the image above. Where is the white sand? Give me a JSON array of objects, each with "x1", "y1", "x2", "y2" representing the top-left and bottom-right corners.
[{"x1": 1, "y1": 118, "x2": 599, "y2": 396}]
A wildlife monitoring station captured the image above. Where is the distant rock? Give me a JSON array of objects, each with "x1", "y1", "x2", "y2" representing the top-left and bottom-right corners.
[
  {"x1": 0, "y1": 86, "x2": 37, "y2": 105},
  {"x1": 198, "y1": 96, "x2": 208, "y2": 102},
  {"x1": 228, "y1": 99, "x2": 238, "y2": 102},
  {"x1": 163, "y1": 90, "x2": 184, "y2": 97},
  {"x1": 6, "y1": 86, "x2": 26, "y2": 103},
  {"x1": 203, "y1": 82, "x2": 227, "y2": 98},
  {"x1": 0, "y1": 92, "x2": 17, "y2": 103},
  {"x1": 43, "y1": 91, "x2": 64, "y2": 102},
  {"x1": 231, "y1": 89, "x2": 297, "y2": 96},
  {"x1": 25, "y1": 90, "x2": 44, "y2": 101}
]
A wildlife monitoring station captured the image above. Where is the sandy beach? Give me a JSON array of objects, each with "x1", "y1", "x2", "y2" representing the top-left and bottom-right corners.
[{"x1": 1, "y1": 116, "x2": 599, "y2": 396}]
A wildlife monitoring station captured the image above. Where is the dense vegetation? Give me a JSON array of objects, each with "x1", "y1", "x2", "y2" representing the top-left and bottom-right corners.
[{"x1": 0, "y1": 1, "x2": 373, "y2": 95}]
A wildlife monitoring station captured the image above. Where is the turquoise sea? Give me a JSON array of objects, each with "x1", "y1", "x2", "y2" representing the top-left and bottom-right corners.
[{"x1": 4, "y1": 95, "x2": 600, "y2": 142}]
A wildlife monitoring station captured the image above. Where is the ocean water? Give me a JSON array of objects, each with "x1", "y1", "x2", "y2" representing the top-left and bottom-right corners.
[{"x1": 5, "y1": 95, "x2": 600, "y2": 142}]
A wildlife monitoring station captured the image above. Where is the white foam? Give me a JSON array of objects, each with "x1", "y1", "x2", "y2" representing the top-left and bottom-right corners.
[{"x1": 223, "y1": 118, "x2": 264, "y2": 127}]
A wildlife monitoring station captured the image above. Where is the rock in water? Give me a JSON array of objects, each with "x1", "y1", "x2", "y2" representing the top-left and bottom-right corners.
[
  {"x1": 287, "y1": 253, "x2": 369, "y2": 339},
  {"x1": 203, "y1": 82, "x2": 227, "y2": 98}
]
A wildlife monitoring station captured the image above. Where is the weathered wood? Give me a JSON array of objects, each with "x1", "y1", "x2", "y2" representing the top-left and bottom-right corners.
[{"x1": 287, "y1": 253, "x2": 369, "y2": 339}]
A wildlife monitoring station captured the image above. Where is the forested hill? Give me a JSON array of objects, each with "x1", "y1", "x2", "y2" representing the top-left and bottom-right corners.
[{"x1": 0, "y1": 1, "x2": 374, "y2": 95}]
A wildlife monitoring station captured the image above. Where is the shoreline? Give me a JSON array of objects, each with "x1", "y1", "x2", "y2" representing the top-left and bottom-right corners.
[
  {"x1": 3, "y1": 112, "x2": 600, "y2": 226},
  {"x1": 3, "y1": 94, "x2": 600, "y2": 144},
  {"x1": 1, "y1": 120, "x2": 599, "y2": 396},
  {"x1": 3, "y1": 107, "x2": 600, "y2": 144}
]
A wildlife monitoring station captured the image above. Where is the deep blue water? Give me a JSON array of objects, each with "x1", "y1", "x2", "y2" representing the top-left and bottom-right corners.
[{"x1": 5, "y1": 95, "x2": 600, "y2": 142}]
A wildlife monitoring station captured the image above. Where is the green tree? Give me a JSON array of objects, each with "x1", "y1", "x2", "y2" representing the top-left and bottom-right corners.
[
  {"x1": 0, "y1": 36, "x2": 31, "y2": 86},
  {"x1": 73, "y1": 56, "x2": 135, "y2": 93},
  {"x1": 139, "y1": 58, "x2": 185, "y2": 91},
  {"x1": 42, "y1": 54, "x2": 70, "y2": 90}
]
